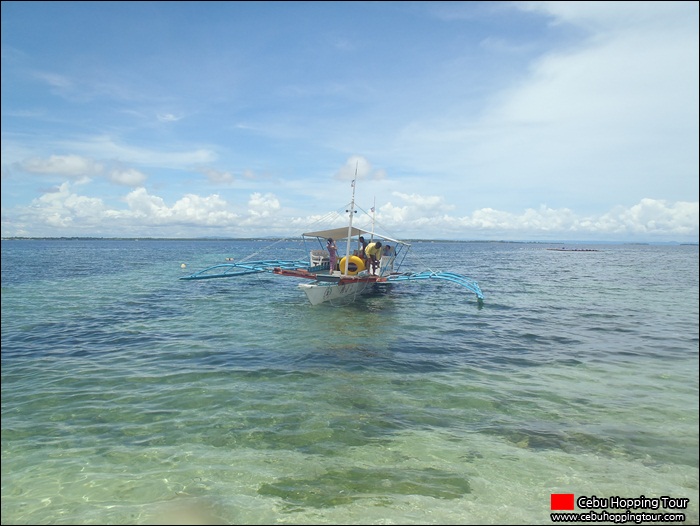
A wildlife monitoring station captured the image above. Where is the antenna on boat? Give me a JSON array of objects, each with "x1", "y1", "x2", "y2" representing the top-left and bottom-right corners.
[
  {"x1": 371, "y1": 196, "x2": 376, "y2": 242},
  {"x1": 343, "y1": 162, "x2": 358, "y2": 275}
]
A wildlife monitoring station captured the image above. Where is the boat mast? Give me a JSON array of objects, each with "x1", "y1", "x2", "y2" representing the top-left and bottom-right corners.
[
  {"x1": 371, "y1": 196, "x2": 376, "y2": 242},
  {"x1": 344, "y1": 162, "x2": 358, "y2": 275}
]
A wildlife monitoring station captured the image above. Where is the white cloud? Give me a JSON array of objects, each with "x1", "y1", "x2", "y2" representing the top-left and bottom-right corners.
[
  {"x1": 199, "y1": 167, "x2": 235, "y2": 184},
  {"x1": 30, "y1": 182, "x2": 106, "y2": 229},
  {"x1": 157, "y1": 113, "x2": 183, "y2": 122},
  {"x1": 370, "y1": 195, "x2": 698, "y2": 241},
  {"x1": 55, "y1": 136, "x2": 218, "y2": 168},
  {"x1": 1, "y1": 177, "x2": 696, "y2": 241},
  {"x1": 247, "y1": 192, "x2": 280, "y2": 218},
  {"x1": 119, "y1": 188, "x2": 239, "y2": 226},
  {"x1": 109, "y1": 168, "x2": 147, "y2": 187},
  {"x1": 391, "y1": 192, "x2": 454, "y2": 214},
  {"x1": 20, "y1": 155, "x2": 103, "y2": 178},
  {"x1": 32, "y1": 71, "x2": 73, "y2": 89},
  {"x1": 597, "y1": 199, "x2": 698, "y2": 237},
  {"x1": 387, "y1": 1, "x2": 698, "y2": 212},
  {"x1": 333, "y1": 156, "x2": 387, "y2": 183}
]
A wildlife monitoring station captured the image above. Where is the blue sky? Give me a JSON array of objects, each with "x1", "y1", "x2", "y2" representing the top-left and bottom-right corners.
[{"x1": 2, "y1": 1, "x2": 698, "y2": 242}]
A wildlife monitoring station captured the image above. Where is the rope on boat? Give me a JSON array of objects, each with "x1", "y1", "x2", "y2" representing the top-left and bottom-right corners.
[{"x1": 238, "y1": 237, "x2": 295, "y2": 263}]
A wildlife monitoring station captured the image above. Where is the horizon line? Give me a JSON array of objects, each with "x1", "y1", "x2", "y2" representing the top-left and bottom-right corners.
[{"x1": 2, "y1": 236, "x2": 697, "y2": 246}]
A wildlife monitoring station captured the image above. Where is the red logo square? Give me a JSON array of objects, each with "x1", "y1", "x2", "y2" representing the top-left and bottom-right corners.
[{"x1": 551, "y1": 493, "x2": 575, "y2": 510}]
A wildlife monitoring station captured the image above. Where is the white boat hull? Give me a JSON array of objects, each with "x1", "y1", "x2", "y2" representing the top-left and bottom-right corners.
[{"x1": 298, "y1": 279, "x2": 374, "y2": 305}]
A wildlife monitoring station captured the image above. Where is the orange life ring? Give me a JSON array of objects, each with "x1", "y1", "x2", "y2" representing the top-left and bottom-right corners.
[{"x1": 339, "y1": 255, "x2": 365, "y2": 276}]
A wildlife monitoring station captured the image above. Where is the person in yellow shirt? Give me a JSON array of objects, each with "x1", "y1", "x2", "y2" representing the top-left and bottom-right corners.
[{"x1": 364, "y1": 241, "x2": 382, "y2": 275}]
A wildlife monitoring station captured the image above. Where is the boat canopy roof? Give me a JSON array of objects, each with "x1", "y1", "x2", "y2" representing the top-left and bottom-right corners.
[
  {"x1": 303, "y1": 226, "x2": 366, "y2": 241},
  {"x1": 302, "y1": 226, "x2": 407, "y2": 246}
]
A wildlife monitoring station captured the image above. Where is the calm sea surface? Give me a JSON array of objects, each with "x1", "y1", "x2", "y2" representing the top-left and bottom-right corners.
[{"x1": 2, "y1": 239, "x2": 698, "y2": 525}]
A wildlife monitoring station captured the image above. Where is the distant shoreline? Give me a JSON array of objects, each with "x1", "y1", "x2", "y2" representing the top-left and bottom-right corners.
[
  {"x1": 1, "y1": 237, "x2": 696, "y2": 246},
  {"x1": 546, "y1": 248, "x2": 601, "y2": 252}
]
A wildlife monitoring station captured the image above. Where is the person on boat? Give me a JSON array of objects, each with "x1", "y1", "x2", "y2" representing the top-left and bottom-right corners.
[
  {"x1": 357, "y1": 235, "x2": 368, "y2": 256},
  {"x1": 357, "y1": 235, "x2": 369, "y2": 266},
  {"x1": 381, "y1": 244, "x2": 395, "y2": 273},
  {"x1": 365, "y1": 241, "x2": 382, "y2": 275},
  {"x1": 326, "y1": 238, "x2": 338, "y2": 272}
]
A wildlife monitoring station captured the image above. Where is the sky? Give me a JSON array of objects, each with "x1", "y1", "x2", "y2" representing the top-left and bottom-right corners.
[{"x1": 1, "y1": 1, "x2": 698, "y2": 242}]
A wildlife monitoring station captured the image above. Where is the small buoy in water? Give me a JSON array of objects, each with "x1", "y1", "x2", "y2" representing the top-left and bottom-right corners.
[{"x1": 181, "y1": 263, "x2": 186, "y2": 269}]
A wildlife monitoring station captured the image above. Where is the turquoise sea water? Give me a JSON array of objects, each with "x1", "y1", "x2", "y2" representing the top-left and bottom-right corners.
[{"x1": 2, "y1": 239, "x2": 698, "y2": 525}]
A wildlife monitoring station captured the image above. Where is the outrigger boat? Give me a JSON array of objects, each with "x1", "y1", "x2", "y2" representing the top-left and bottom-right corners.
[{"x1": 180, "y1": 177, "x2": 484, "y2": 306}]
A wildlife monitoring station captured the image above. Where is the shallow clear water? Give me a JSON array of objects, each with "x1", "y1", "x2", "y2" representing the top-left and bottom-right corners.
[{"x1": 2, "y1": 239, "x2": 698, "y2": 524}]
